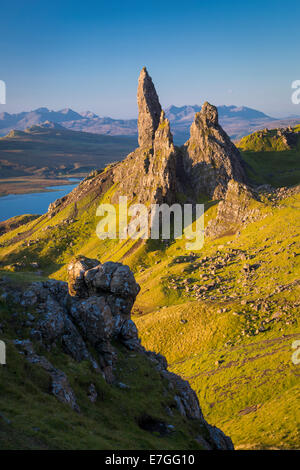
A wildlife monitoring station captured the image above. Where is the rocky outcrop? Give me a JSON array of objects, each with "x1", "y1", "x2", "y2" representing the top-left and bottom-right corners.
[
  {"x1": 180, "y1": 102, "x2": 247, "y2": 200},
  {"x1": 13, "y1": 257, "x2": 141, "y2": 384},
  {"x1": 14, "y1": 339, "x2": 80, "y2": 412},
  {"x1": 276, "y1": 128, "x2": 299, "y2": 148},
  {"x1": 137, "y1": 67, "x2": 162, "y2": 149},
  {"x1": 4, "y1": 256, "x2": 233, "y2": 449},
  {"x1": 112, "y1": 72, "x2": 176, "y2": 205},
  {"x1": 115, "y1": 75, "x2": 247, "y2": 205},
  {"x1": 46, "y1": 69, "x2": 248, "y2": 218},
  {"x1": 205, "y1": 180, "x2": 261, "y2": 238}
]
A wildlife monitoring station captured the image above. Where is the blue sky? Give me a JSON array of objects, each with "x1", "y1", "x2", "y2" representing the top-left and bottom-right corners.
[{"x1": 1, "y1": 0, "x2": 300, "y2": 118}]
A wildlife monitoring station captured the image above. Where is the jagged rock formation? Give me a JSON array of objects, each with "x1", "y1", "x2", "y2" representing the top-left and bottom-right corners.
[
  {"x1": 5, "y1": 257, "x2": 233, "y2": 449},
  {"x1": 205, "y1": 180, "x2": 261, "y2": 238},
  {"x1": 179, "y1": 102, "x2": 247, "y2": 200},
  {"x1": 17, "y1": 256, "x2": 141, "y2": 384},
  {"x1": 46, "y1": 68, "x2": 247, "y2": 221},
  {"x1": 112, "y1": 71, "x2": 176, "y2": 205},
  {"x1": 112, "y1": 111, "x2": 176, "y2": 205},
  {"x1": 137, "y1": 67, "x2": 162, "y2": 149}
]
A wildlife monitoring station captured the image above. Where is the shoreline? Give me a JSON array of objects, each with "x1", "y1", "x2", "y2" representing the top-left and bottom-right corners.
[{"x1": 0, "y1": 175, "x2": 84, "y2": 197}]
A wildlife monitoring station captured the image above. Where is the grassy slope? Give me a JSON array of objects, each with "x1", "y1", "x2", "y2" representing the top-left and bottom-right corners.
[
  {"x1": 0, "y1": 183, "x2": 299, "y2": 449},
  {"x1": 0, "y1": 134, "x2": 299, "y2": 449},
  {"x1": 238, "y1": 126, "x2": 300, "y2": 187},
  {"x1": 132, "y1": 194, "x2": 300, "y2": 449},
  {"x1": 0, "y1": 296, "x2": 205, "y2": 450}
]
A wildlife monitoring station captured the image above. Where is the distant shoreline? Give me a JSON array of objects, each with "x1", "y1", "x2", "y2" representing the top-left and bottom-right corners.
[{"x1": 0, "y1": 175, "x2": 84, "y2": 197}]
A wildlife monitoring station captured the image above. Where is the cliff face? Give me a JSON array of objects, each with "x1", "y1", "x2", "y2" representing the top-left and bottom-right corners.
[
  {"x1": 112, "y1": 69, "x2": 177, "y2": 205},
  {"x1": 112, "y1": 110, "x2": 177, "y2": 205},
  {"x1": 180, "y1": 102, "x2": 247, "y2": 200},
  {"x1": 137, "y1": 67, "x2": 162, "y2": 149},
  {"x1": 2, "y1": 257, "x2": 233, "y2": 450}
]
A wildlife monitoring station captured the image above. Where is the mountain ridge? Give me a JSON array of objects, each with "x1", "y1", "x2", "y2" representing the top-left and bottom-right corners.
[{"x1": 2, "y1": 104, "x2": 298, "y2": 143}]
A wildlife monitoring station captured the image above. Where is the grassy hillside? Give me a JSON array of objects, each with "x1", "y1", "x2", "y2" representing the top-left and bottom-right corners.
[
  {"x1": 133, "y1": 192, "x2": 300, "y2": 449},
  {"x1": 238, "y1": 126, "x2": 300, "y2": 187},
  {"x1": 0, "y1": 127, "x2": 299, "y2": 450},
  {"x1": 0, "y1": 173, "x2": 299, "y2": 449},
  {"x1": 0, "y1": 288, "x2": 206, "y2": 450}
]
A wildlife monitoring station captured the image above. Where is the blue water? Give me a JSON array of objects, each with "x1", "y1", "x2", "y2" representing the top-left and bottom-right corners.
[{"x1": 0, "y1": 180, "x2": 80, "y2": 222}]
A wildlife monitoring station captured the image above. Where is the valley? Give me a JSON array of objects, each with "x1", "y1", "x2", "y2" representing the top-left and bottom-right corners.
[
  {"x1": 0, "y1": 124, "x2": 137, "y2": 195},
  {"x1": 0, "y1": 68, "x2": 299, "y2": 451}
]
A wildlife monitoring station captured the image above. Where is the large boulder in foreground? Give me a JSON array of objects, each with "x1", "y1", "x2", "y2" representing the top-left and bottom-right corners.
[{"x1": 67, "y1": 256, "x2": 140, "y2": 300}]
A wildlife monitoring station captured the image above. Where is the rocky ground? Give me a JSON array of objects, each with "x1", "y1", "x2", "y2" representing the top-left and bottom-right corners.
[{"x1": 0, "y1": 257, "x2": 233, "y2": 450}]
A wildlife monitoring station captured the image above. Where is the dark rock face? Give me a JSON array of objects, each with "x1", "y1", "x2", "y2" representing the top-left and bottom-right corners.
[
  {"x1": 16, "y1": 257, "x2": 142, "y2": 384},
  {"x1": 137, "y1": 67, "x2": 162, "y2": 149},
  {"x1": 277, "y1": 128, "x2": 299, "y2": 148},
  {"x1": 180, "y1": 102, "x2": 247, "y2": 200},
  {"x1": 67, "y1": 256, "x2": 141, "y2": 381}
]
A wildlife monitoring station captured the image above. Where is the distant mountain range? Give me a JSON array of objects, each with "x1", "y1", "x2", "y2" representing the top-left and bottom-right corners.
[{"x1": 1, "y1": 105, "x2": 300, "y2": 144}]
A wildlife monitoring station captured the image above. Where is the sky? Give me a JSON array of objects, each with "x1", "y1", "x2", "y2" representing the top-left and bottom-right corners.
[{"x1": 1, "y1": 0, "x2": 300, "y2": 118}]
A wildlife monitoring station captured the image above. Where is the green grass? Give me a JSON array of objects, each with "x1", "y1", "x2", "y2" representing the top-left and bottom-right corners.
[
  {"x1": 132, "y1": 192, "x2": 300, "y2": 449},
  {"x1": 0, "y1": 293, "x2": 208, "y2": 450},
  {"x1": 0, "y1": 146, "x2": 299, "y2": 449},
  {"x1": 241, "y1": 150, "x2": 300, "y2": 187},
  {"x1": 238, "y1": 126, "x2": 300, "y2": 187}
]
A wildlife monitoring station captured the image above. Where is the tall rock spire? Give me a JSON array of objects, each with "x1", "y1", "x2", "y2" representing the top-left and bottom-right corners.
[
  {"x1": 137, "y1": 67, "x2": 162, "y2": 149},
  {"x1": 113, "y1": 70, "x2": 176, "y2": 205}
]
